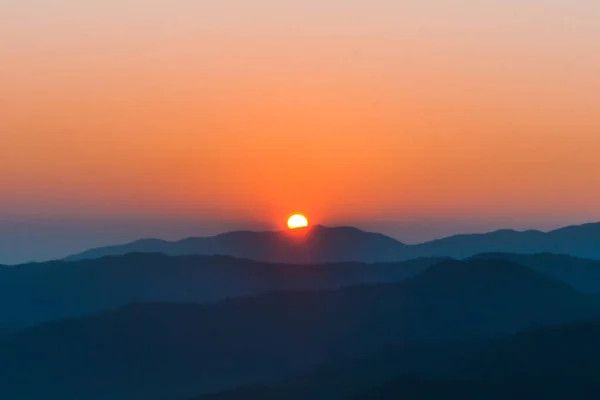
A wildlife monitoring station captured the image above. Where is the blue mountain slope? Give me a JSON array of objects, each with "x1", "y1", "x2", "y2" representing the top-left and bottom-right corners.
[{"x1": 66, "y1": 222, "x2": 600, "y2": 263}]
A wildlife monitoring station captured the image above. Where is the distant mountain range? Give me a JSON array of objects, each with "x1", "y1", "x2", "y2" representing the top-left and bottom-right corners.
[
  {"x1": 6, "y1": 250, "x2": 600, "y2": 331},
  {"x1": 5, "y1": 251, "x2": 600, "y2": 331},
  {"x1": 65, "y1": 222, "x2": 600, "y2": 263},
  {"x1": 4, "y1": 223, "x2": 600, "y2": 399},
  {"x1": 471, "y1": 252, "x2": 600, "y2": 294},
  {"x1": 66, "y1": 226, "x2": 407, "y2": 263},
  {"x1": 0, "y1": 254, "x2": 443, "y2": 328},
  {"x1": 0, "y1": 258, "x2": 596, "y2": 400}
]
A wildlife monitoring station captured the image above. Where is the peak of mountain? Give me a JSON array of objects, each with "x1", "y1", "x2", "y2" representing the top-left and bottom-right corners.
[
  {"x1": 66, "y1": 226, "x2": 407, "y2": 263},
  {"x1": 420, "y1": 258, "x2": 565, "y2": 284},
  {"x1": 550, "y1": 221, "x2": 600, "y2": 234},
  {"x1": 64, "y1": 222, "x2": 600, "y2": 263},
  {"x1": 386, "y1": 258, "x2": 595, "y2": 339},
  {"x1": 405, "y1": 222, "x2": 600, "y2": 260},
  {"x1": 470, "y1": 252, "x2": 600, "y2": 294}
]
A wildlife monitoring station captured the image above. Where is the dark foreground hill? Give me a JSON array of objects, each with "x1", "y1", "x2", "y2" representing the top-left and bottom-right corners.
[
  {"x1": 0, "y1": 254, "x2": 441, "y2": 328},
  {"x1": 0, "y1": 259, "x2": 596, "y2": 400},
  {"x1": 201, "y1": 377, "x2": 600, "y2": 400},
  {"x1": 65, "y1": 222, "x2": 600, "y2": 263},
  {"x1": 362, "y1": 319, "x2": 600, "y2": 400},
  {"x1": 196, "y1": 319, "x2": 600, "y2": 400}
]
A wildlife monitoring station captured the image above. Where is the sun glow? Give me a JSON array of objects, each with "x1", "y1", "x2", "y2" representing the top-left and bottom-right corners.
[{"x1": 287, "y1": 214, "x2": 309, "y2": 230}]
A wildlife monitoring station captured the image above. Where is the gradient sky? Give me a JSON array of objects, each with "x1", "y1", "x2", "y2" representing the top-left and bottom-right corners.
[{"x1": 1, "y1": 1, "x2": 600, "y2": 263}]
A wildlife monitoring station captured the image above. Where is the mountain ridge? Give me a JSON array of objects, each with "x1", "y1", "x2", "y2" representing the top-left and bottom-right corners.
[
  {"x1": 193, "y1": 317, "x2": 600, "y2": 400},
  {"x1": 65, "y1": 222, "x2": 600, "y2": 263},
  {"x1": 0, "y1": 258, "x2": 596, "y2": 400},
  {"x1": 0, "y1": 253, "x2": 443, "y2": 328}
]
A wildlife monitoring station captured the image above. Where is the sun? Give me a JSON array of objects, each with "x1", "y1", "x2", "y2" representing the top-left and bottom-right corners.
[{"x1": 287, "y1": 214, "x2": 309, "y2": 230}]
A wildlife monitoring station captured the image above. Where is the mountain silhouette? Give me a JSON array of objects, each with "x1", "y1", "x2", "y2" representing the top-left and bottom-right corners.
[
  {"x1": 409, "y1": 222, "x2": 600, "y2": 259},
  {"x1": 195, "y1": 318, "x2": 600, "y2": 400},
  {"x1": 359, "y1": 319, "x2": 600, "y2": 400},
  {"x1": 0, "y1": 253, "x2": 442, "y2": 329},
  {"x1": 198, "y1": 377, "x2": 600, "y2": 400},
  {"x1": 0, "y1": 259, "x2": 595, "y2": 400},
  {"x1": 5, "y1": 251, "x2": 600, "y2": 331},
  {"x1": 65, "y1": 226, "x2": 407, "y2": 263},
  {"x1": 65, "y1": 222, "x2": 600, "y2": 263},
  {"x1": 471, "y1": 252, "x2": 600, "y2": 293}
]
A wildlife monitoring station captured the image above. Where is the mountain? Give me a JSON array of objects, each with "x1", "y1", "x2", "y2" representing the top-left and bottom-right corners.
[
  {"x1": 408, "y1": 222, "x2": 600, "y2": 259},
  {"x1": 8, "y1": 247, "x2": 600, "y2": 331},
  {"x1": 0, "y1": 323, "x2": 19, "y2": 337},
  {"x1": 471, "y1": 252, "x2": 600, "y2": 293},
  {"x1": 194, "y1": 343, "x2": 479, "y2": 400},
  {"x1": 66, "y1": 226, "x2": 407, "y2": 263},
  {"x1": 0, "y1": 259, "x2": 595, "y2": 400},
  {"x1": 0, "y1": 253, "x2": 442, "y2": 328},
  {"x1": 65, "y1": 222, "x2": 600, "y2": 263},
  {"x1": 353, "y1": 376, "x2": 600, "y2": 400},
  {"x1": 360, "y1": 319, "x2": 600, "y2": 400},
  {"x1": 196, "y1": 319, "x2": 600, "y2": 400}
]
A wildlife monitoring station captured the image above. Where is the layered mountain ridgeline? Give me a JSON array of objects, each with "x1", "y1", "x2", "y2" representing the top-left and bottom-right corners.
[
  {"x1": 195, "y1": 343, "x2": 483, "y2": 400},
  {"x1": 4, "y1": 251, "x2": 600, "y2": 331},
  {"x1": 199, "y1": 378, "x2": 600, "y2": 400},
  {"x1": 408, "y1": 222, "x2": 600, "y2": 260},
  {"x1": 66, "y1": 226, "x2": 408, "y2": 263},
  {"x1": 197, "y1": 319, "x2": 600, "y2": 400},
  {"x1": 0, "y1": 259, "x2": 597, "y2": 400},
  {"x1": 0, "y1": 323, "x2": 20, "y2": 337},
  {"x1": 0, "y1": 254, "x2": 442, "y2": 329},
  {"x1": 472, "y1": 253, "x2": 600, "y2": 294},
  {"x1": 361, "y1": 319, "x2": 600, "y2": 399},
  {"x1": 65, "y1": 223, "x2": 600, "y2": 263}
]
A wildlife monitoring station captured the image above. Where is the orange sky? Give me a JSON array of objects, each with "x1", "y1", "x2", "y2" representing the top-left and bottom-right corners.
[{"x1": 2, "y1": 1, "x2": 600, "y2": 230}]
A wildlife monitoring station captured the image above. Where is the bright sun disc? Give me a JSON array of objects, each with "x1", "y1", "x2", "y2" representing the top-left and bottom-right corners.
[{"x1": 287, "y1": 214, "x2": 309, "y2": 230}]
